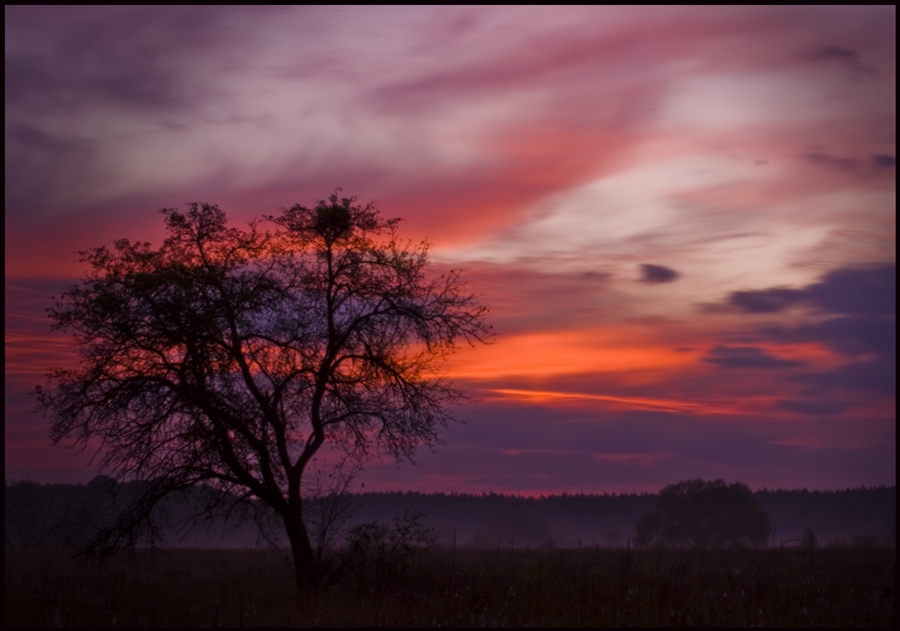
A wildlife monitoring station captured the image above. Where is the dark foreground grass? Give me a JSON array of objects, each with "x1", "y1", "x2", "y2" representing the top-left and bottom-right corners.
[{"x1": 5, "y1": 546, "x2": 895, "y2": 627}]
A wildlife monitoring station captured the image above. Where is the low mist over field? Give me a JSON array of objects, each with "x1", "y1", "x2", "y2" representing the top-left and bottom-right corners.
[{"x1": 6, "y1": 478, "x2": 894, "y2": 550}]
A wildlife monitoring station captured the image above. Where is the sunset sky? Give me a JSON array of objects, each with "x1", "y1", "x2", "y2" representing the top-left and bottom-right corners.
[{"x1": 5, "y1": 6, "x2": 895, "y2": 495}]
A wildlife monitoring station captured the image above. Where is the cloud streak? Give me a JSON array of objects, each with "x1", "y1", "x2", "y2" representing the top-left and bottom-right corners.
[{"x1": 702, "y1": 346, "x2": 806, "y2": 369}]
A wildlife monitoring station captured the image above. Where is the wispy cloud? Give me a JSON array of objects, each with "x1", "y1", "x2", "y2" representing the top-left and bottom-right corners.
[{"x1": 483, "y1": 388, "x2": 773, "y2": 417}]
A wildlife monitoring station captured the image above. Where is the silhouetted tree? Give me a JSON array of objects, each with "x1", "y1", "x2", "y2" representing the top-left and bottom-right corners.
[
  {"x1": 33, "y1": 192, "x2": 491, "y2": 591},
  {"x1": 635, "y1": 479, "x2": 771, "y2": 549}
]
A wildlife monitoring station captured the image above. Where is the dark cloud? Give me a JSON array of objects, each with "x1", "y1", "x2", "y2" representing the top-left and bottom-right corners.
[
  {"x1": 801, "y1": 152, "x2": 896, "y2": 175},
  {"x1": 722, "y1": 263, "x2": 895, "y2": 316},
  {"x1": 723, "y1": 266, "x2": 895, "y2": 397},
  {"x1": 811, "y1": 45, "x2": 859, "y2": 63},
  {"x1": 638, "y1": 264, "x2": 680, "y2": 284},
  {"x1": 4, "y1": 7, "x2": 206, "y2": 114},
  {"x1": 802, "y1": 152, "x2": 863, "y2": 171},
  {"x1": 763, "y1": 315, "x2": 895, "y2": 358},
  {"x1": 799, "y1": 356, "x2": 896, "y2": 395},
  {"x1": 805, "y1": 264, "x2": 895, "y2": 315},
  {"x1": 702, "y1": 345, "x2": 805, "y2": 369},
  {"x1": 4, "y1": 123, "x2": 96, "y2": 213},
  {"x1": 5, "y1": 123, "x2": 87, "y2": 154},
  {"x1": 4, "y1": 6, "x2": 244, "y2": 214},
  {"x1": 728, "y1": 288, "x2": 805, "y2": 313},
  {"x1": 810, "y1": 45, "x2": 877, "y2": 77}
]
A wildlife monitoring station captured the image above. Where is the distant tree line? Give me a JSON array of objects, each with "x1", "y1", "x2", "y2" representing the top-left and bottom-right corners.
[
  {"x1": 4, "y1": 477, "x2": 268, "y2": 550},
  {"x1": 5, "y1": 478, "x2": 895, "y2": 551}
]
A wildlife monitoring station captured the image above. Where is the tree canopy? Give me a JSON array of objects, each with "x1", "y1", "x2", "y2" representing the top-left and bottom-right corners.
[
  {"x1": 33, "y1": 192, "x2": 491, "y2": 589},
  {"x1": 635, "y1": 479, "x2": 771, "y2": 549}
]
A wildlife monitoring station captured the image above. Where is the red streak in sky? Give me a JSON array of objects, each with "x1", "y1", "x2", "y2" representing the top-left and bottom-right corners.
[{"x1": 484, "y1": 387, "x2": 779, "y2": 417}]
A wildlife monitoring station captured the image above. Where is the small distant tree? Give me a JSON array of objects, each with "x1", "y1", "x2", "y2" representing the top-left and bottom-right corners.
[
  {"x1": 32, "y1": 192, "x2": 491, "y2": 592},
  {"x1": 635, "y1": 479, "x2": 771, "y2": 549}
]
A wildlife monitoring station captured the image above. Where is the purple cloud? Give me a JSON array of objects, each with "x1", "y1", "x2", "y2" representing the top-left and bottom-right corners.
[
  {"x1": 723, "y1": 263, "x2": 895, "y2": 316},
  {"x1": 802, "y1": 153, "x2": 863, "y2": 171},
  {"x1": 810, "y1": 45, "x2": 877, "y2": 77},
  {"x1": 805, "y1": 264, "x2": 895, "y2": 315},
  {"x1": 762, "y1": 315, "x2": 895, "y2": 358},
  {"x1": 798, "y1": 356, "x2": 896, "y2": 395},
  {"x1": 801, "y1": 152, "x2": 896, "y2": 175},
  {"x1": 727, "y1": 288, "x2": 806, "y2": 313},
  {"x1": 638, "y1": 264, "x2": 680, "y2": 284},
  {"x1": 871, "y1": 155, "x2": 895, "y2": 169}
]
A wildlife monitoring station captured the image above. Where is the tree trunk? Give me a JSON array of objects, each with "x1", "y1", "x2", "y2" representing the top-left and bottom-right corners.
[{"x1": 284, "y1": 507, "x2": 317, "y2": 593}]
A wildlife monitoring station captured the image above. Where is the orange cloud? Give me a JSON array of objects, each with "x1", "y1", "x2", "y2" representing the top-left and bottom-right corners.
[
  {"x1": 446, "y1": 319, "x2": 845, "y2": 381},
  {"x1": 446, "y1": 327, "x2": 693, "y2": 380}
]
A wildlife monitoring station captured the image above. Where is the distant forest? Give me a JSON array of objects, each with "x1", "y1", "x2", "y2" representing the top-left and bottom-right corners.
[{"x1": 5, "y1": 478, "x2": 895, "y2": 551}]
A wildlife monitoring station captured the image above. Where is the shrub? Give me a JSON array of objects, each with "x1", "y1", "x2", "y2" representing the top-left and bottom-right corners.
[{"x1": 342, "y1": 511, "x2": 436, "y2": 589}]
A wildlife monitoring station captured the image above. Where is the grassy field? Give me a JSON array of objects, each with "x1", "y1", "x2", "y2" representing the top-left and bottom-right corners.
[{"x1": 5, "y1": 546, "x2": 895, "y2": 627}]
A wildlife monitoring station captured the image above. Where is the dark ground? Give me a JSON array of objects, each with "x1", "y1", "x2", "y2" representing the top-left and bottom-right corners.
[{"x1": 5, "y1": 546, "x2": 895, "y2": 627}]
